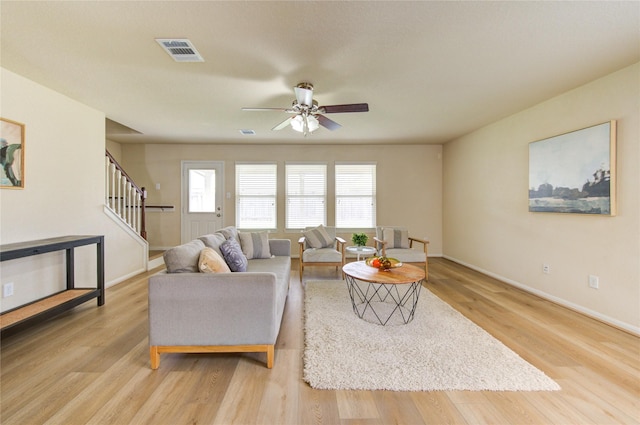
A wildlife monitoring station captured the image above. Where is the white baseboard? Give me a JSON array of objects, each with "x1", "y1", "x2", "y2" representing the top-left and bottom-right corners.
[
  {"x1": 148, "y1": 256, "x2": 165, "y2": 270},
  {"x1": 106, "y1": 267, "x2": 146, "y2": 288},
  {"x1": 443, "y1": 255, "x2": 640, "y2": 337}
]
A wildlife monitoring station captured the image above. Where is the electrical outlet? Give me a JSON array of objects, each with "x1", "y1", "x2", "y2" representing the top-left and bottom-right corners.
[
  {"x1": 588, "y1": 275, "x2": 599, "y2": 289},
  {"x1": 542, "y1": 264, "x2": 550, "y2": 274},
  {"x1": 3, "y1": 282, "x2": 14, "y2": 298}
]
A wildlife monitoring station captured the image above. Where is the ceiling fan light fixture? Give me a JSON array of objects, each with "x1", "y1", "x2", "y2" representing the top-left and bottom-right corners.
[
  {"x1": 295, "y1": 82, "x2": 314, "y2": 106},
  {"x1": 291, "y1": 114, "x2": 319, "y2": 134}
]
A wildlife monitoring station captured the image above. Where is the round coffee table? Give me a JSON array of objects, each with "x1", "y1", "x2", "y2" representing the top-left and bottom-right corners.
[{"x1": 342, "y1": 261, "x2": 426, "y2": 326}]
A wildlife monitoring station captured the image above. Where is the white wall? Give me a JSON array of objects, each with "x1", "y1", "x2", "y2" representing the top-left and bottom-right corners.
[
  {"x1": 0, "y1": 68, "x2": 147, "y2": 312},
  {"x1": 443, "y1": 63, "x2": 640, "y2": 333},
  {"x1": 121, "y1": 143, "x2": 443, "y2": 256}
]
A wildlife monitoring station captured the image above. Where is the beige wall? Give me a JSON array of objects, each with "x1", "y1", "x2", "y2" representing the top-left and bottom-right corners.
[
  {"x1": 443, "y1": 63, "x2": 640, "y2": 333},
  {"x1": 0, "y1": 68, "x2": 147, "y2": 312},
  {"x1": 106, "y1": 138, "x2": 122, "y2": 163},
  {"x1": 121, "y1": 143, "x2": 443, "y2": 255}
]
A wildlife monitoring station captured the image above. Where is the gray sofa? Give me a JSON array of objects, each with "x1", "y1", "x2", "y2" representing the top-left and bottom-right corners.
[{"x1": 148, "y1": 227, "x2": 291, "y2": 369}]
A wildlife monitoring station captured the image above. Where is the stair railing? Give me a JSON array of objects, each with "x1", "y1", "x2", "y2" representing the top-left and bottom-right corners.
[{"x1": 105, "y1": 150, "x2": 147, "y2": 239}]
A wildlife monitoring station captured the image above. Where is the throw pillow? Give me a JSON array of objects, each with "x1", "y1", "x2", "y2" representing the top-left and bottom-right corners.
[
  {"x1": 163, "y1": 239, "x2": 205, "y2": 273},
  {"x1": 303, "y1": 225, "x2": 334, "y2": 249},
  {"x1": 238, "y1": 231, "x2": 272, "y2": 259},
  {"x1": 217, "y1": 226, "x2": 239, "y2": 241},
  {"x1": 198, "y1": 232, "x2": 227, "y2": 255},
  {"x1": 382, "y1": 228, "x2": 410, "y2": 249},
  {"x1": 219, "y1": 237, "x2": 248, "y2": 272},
  {"x1": 198, "y1": 247, "x2": 231, "y2": 273}
]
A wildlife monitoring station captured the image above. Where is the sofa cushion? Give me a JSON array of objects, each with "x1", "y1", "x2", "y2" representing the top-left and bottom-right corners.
[
  {"x1": 303, "y1": 225, "x2": 333, "y2": 249},
  {"x1": 302, "y1": 247, "x2": 343, "y2": 262},
  {"x1": 220, "y1": 238, "x2": 248, "y2": 272},
  {"x1": 217, "y1": 226, "x2": 239, "y2": 241},
  {"x1": 385, "y1": 247, "x2": 426, "y2": 263},
  {"x1": 163, "y1": 239, "x2": 206, "y2": 273},
  {"x1": 198, "y1": 247, "x2": 231, "y2": 273},
  {"x1": 198, "y1": 232, "x2": 227, "y2": 255},
  {"x1": 382, "y1": 228, "x2": 409, "y2": 249},
  {"x1": 239, "y1": 231, "x2": 272, "y2": 259}
]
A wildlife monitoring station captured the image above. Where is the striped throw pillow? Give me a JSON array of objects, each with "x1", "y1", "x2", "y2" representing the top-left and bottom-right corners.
[
  {"x1": 382, "y1": 228, "x2": 409, "y2": 249},
  {"x1": 304, "y1": 225, "x2": 334, "y2": 249},
  {"x1": 239, "y1": 231, "x2": 272, "y2": 259}
]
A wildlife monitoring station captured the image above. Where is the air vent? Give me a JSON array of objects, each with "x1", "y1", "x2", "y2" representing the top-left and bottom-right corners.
[
  {"x1": 239, "y1": 129, "x2": 256, "y2": 135},
  {"x1": 155, "y1": 39, "x2": 204, "y2": 62}
]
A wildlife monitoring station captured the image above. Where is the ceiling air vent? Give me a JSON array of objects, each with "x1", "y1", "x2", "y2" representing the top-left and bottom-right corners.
[{"x1": 155, "y1": 39, "x2": 204, "y2": 62}]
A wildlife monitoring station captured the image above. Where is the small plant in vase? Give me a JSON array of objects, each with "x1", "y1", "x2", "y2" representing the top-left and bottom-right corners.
[{"x1": 351, "y1": 233, "x2": 369, "y2": 247}]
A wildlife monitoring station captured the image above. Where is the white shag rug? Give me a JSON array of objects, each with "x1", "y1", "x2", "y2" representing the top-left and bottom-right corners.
[{"x1": 303, "y1": 280, "x2": 561, "y2": 392}]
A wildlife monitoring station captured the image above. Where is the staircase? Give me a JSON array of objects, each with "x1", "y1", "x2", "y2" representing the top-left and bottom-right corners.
[{"x1": 105, "y1": 150, "x2": 147, "y2": 239}]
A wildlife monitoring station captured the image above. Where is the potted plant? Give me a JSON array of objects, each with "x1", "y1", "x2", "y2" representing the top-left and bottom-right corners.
[{"x1": 351, "y1": 232, "x2": 368, "y2": 246}]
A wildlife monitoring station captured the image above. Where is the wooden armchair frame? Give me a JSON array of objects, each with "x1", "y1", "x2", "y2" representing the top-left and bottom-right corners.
[
  {"x1": 374, "y1": 235, "x2": 429, "y2": 280},
  {"x1": 298, "y1": 235, "x2": 346, "y2": 282}
]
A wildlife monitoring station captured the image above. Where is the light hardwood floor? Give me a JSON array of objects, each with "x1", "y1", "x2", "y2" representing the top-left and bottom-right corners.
[{"x1": 1, "y1": 258, "x2": 638, "y2": 424}]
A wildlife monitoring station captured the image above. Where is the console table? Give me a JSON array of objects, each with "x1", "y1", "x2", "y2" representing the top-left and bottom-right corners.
[{"x1": 0, "y1": 235, "x2": 105, "y2": 337}]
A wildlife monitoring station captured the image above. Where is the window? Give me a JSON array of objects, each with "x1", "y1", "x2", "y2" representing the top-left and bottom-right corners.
[
  {"x1": 335, "y1": 162, "x2": 376, "y2": 228},
  {"x1": 188, "y1": 169, "x2": 217, "y2": 213},
  {"x1": 235, "y1": 163, "x2": 277, "y2": 229},
  {"x1": 286, "y1": 163, "x2": 327, "y2": 229}
]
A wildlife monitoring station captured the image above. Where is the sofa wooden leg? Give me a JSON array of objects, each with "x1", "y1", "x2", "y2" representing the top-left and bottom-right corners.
[
  {"x1": 266, "y1": 345, "x2": 274, "y2": 369},
  {"x1": 150, "y1": 346, "x2": 160, "y2": 370}
]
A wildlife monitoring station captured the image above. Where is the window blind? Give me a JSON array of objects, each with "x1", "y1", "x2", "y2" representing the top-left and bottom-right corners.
[
  {"x1": 286, "y1": 163, "x2": 327, "y2": 229},
  {"x1": 335, "y1": 163, "x2": 376, "y2": 228},
  {"x1": 235, "y1": 163, "x2": 277, "y2": 229}
]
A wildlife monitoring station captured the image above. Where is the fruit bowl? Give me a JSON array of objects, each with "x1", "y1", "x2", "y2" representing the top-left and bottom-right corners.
[{"x1": 365, "y1": 256, "x2": 402, "y2": 270}]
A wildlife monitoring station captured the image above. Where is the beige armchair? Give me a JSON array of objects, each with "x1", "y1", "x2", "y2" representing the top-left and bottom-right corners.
[
  {"x1": 374, "y1": 226, "x2": 429, "y2": 280},
  {"x1": 298, "y1": 225, "x2": 346, "y2": 282}
]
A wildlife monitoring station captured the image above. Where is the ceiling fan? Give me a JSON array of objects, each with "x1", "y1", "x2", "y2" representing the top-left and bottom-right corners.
[{"x1": 242, "y1": 82, "x2": 369, "y2": 136}]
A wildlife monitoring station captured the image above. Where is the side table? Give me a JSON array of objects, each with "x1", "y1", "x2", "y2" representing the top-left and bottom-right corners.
[{"x1": 346, "y1": 245, "x2": 377, "y2": 261}]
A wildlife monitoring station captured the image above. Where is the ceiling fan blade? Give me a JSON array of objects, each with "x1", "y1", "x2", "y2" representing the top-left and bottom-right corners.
[
  {"x1": 320, "y1": 103, "x2": 369, "y2": 113},
  {"x1": 272, "y1": 117, "x2": 293, "y2": 131},
  {"x1": 294, "y1": 84, "x2": 314, "y2": 106},
  {"x1": 242, "y1": 107, "x2": 292, "y2": 112},
  {"x1": 316, "y1": 114, "x2": 342, "y2": 131}
]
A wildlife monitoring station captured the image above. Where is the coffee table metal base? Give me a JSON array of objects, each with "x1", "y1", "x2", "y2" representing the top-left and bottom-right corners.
[{"x1": 345, "y1": 274, "x2": 423, "y2": 326}]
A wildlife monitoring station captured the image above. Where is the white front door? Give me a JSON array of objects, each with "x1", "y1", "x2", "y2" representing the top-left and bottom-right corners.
[{"x1": 181, "y1": 161, "x2": 224, "y2": 243}]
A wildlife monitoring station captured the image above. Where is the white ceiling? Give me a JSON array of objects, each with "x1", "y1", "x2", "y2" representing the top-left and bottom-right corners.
[{"x1": 2, "y1": 1, "x2": 639, "y2": 145}]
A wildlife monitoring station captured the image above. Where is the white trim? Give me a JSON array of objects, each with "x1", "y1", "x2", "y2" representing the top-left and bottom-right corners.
[
  {"x1": 443, "y1": 255, "x2": 640, "y2": 336},
  {"x1": 148, "y1": 256, "x2": 165, "y2": 270},
  {"x1": 103, "y1": 206, "x2": 149, "y2": 277},
  {"x1": 106, "y1": 267, "x2": 146, "y2": 288}
]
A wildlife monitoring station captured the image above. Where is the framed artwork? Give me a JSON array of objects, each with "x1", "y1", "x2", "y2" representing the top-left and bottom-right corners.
[
  {"x1": 529, "y1": 120, "x2": 616, "y2": 215},
  {"x1": 1, "y1": 117, "x2": 25, "y2": 189}
]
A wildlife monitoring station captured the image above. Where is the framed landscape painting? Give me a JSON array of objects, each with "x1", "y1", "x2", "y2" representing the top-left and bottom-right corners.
[
  {"x1": 529, "y1": 121, "x2": 616, "y2": 215},
  {"x1": 1, "y1": 118, "x2": 25, "y2": 189}
]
